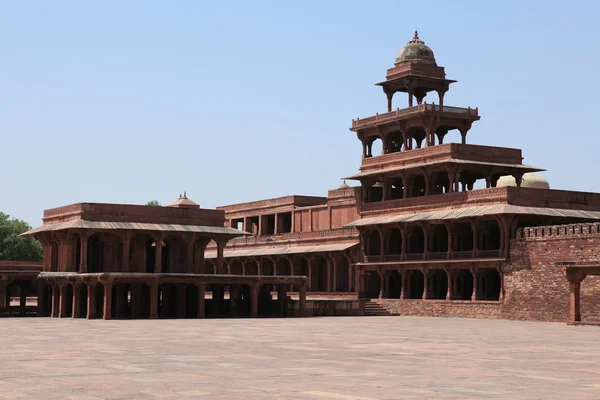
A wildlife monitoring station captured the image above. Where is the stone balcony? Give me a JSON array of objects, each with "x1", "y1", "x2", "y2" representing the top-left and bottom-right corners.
[
  {"x1": 350, "y1": 103, "x2": 479, "y2": 132},
  {"x1": 363, "y1": 249, "x2": 501, "y2": 264},
  {"x1": 359, "y1": 143, "x2": 524, "y2": 173}
]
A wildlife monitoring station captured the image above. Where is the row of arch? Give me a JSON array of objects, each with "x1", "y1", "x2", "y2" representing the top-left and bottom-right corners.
[
  {"x1": 205, "y1": 253, "x2": 356, "y2": 293},
  {"x1": 363, "y1": 268, "x2": 501, "y2": 301},
  {"x1": 0, "y1": 279, "x2": 37, "y2": 315},
  {"x1": 363, "y1": 221, "x2": 502, "y2": 262},
  {"x1": 39, "y1": 280, "x2": 301, "y2": 320}
]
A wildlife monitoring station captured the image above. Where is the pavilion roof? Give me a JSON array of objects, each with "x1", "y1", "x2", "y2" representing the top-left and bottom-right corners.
[
  {"x1": 204, "y1": 242, "x2": 358, "y2": 259},
  {"x1": 20, "y1": 220, "x2": 249, "y2": 237},
  {"x1": 344, "y1": 205, "x2": 600, "y2": 227},
  {"x1": 345, "y1": 159, "x2": 543, "y2": 180}
]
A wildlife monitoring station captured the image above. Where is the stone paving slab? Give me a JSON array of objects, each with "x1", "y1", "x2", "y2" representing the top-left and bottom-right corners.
[{"x1": 1, "y1": 317, "x2": 600, "y2": 399}]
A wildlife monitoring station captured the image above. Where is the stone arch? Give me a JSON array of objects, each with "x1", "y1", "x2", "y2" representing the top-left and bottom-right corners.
[
  {"x1": 406, "y1": 269, "x2": 424, "y2": 299},
  {"x1": 245, "y1": 259, "x2": 258, "y2": 276},
  {"x1": 387, "y1": 228, "x2": 402, "y2": 256},
  {"x1": 366, "y1": 229, "x2": 381, "y2": 257},
  {"x1": 428, "y1": 269, "x2": 448, "y2": 300},
  {"x1": 275, "y1": 258, "x2": 291, "y2": 276},
  {"x1": 229, "y1": 260, "x2": 243, "y2": 275},
  {"x1": 87, "y1": 232, "x2": 123, "y2": 273},
  {"x1": 335, "y1": 256, "x2": 350, "y2": 292},
  {"x1": 204, "y1": 260, "x2": 215, "y2": 274},
  {"x1": 364, "y1": 271, "x2": 380, "y2": 299},
  {"x1": 406, "y1": 226, "x2": 425, "y2": 255},
  {"x1": 388, "y1": 270, "x2": 402, "y2": 298},
  {"x1": 260, "y1": 258, "x2": 275, "y2": 276},
  {"x1": 430, "y1": 224, "x2": 449, "y2": 256},
  {"x1": 480, "y1": 269, "x2": 501, "y2": 300},
  {"x1": 453, "y1": 269, "x2": 474, "y2": 300},
  {"x1": 310, "y1": 256, "x2": 327, "y2": 292}
]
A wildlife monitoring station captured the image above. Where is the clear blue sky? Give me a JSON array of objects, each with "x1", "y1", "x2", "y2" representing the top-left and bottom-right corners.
[{"x1": 2, "y1": 1, "x2": 599, "y2": 227}]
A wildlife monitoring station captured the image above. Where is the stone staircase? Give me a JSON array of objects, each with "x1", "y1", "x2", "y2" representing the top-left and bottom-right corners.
[{"x1": 364, "y1": 300, "x2": 393, "y2": 316}]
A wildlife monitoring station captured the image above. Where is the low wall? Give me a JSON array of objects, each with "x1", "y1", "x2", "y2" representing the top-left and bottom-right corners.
[
  {"x1": 290, "y1": 299, "x2": 364, "y2": 317},
  {"x1": 373, "y1": 299, "x2": 503, "y2": 319}
]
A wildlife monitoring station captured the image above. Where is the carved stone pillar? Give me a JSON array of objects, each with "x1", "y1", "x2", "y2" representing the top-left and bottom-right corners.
[
  {"x1": 86, "y1": 282, "x2": 96, "y2": 319},
  {"x1": 251, "y1": 283, "x2": 260, "y2": 318},
  {"x1": 197, "y1": 283, "x2": 206, "y2": 318},
  {"x1": 299, "y1": 284, "x2": 307, "y2": 317},
  {"x1": 59, "y1": 283, "x2": 68, "y2": 318},
  {"x1": 102, "y1": 279, "x2": 113, "y2": 320},
  {"x1": 150, "y1": 282, "x2": 158, "y2": 319},
  {"x1": 470, "y1": 267, "x2": 478, "y2": 301},
  {"x1": 153, "y1": 233, "x2": 164, "y2": 273},
  {"x1": 421, "y1": 267, "x2": 428, "y2": 300},
  {"x1": 79, "y1": 232, "x2": 90, "y2": 273}
]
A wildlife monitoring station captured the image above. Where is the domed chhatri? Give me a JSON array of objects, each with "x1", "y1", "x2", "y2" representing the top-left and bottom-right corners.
[
  {"x1": 337, "y1": 180, "x2": 350, "y2": 190},
  {"x1": 167, "y1": 191, "x2": 200, "y2": 208},
  {"x1": 395, "y1": 30, "x2": 436, "y2": 66},
  {"x1": 497, "y1": 173, "x2": 550, "y2": 190}
]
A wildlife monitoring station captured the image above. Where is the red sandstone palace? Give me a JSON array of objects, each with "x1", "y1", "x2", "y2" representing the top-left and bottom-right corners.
[{"x1": 4, "y1": 32, "x2": 600, "y2": 324}]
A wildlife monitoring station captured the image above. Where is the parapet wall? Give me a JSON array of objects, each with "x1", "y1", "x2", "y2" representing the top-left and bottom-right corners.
[{"x1": 505, "y1": 222, "x2": 600, "y2": 322}]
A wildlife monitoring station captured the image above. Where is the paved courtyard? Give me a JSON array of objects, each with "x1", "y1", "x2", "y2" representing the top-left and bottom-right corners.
[{"x1": 1, "y1": 317, "x2": 600, "y2": 399}]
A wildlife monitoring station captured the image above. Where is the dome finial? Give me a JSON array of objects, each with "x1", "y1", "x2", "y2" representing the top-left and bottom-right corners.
[
  {"x1": 414, "y1": 30, "x2": 419, "y2": 40},
  {"x1": 183, "y1": 191, "x2": 187, "y2": 198}
]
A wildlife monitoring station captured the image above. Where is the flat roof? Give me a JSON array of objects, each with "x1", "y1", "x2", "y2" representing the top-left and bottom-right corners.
[{"x1": 205, "y1": 242, "x2": 358, "y2": 259}]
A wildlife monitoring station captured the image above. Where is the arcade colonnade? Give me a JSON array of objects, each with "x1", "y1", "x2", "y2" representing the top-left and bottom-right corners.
[
  {"x1": 38, "y1": 273, "x2": 307, "y2": 320},
  {"x1": 206, "y1": 251, "x2": 357, "y2": 293},
  {"x1": 360, "y1": 265, "x2": 502, "y2": 301},
  {"x1": 35, "y1": 230, "x2": 229, "y2": 275}
]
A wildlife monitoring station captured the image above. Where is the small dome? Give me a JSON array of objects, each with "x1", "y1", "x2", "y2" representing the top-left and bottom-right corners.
[
  {"x1": 167, "y1": 192, "x2": 200, "y2": 208},
  {"x1": 497, "y1": 173, "x2": 550, "y2": 189},
  {"x1": 395, "y1": 30, "x2": 436, "y2": 66},
  {"x1": 337, "y1": 180, "x2": 350, "y2": 190}
]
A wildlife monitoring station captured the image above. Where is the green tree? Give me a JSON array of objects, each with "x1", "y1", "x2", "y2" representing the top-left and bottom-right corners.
[
  {"x1": 0, "y1": 212, "x2": 43, "y2": 261},
  {"x1": 146, "y1": 200, "x2": 161, "y2": 206}
]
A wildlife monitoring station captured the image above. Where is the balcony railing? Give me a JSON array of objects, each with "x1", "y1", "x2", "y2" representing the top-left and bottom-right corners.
[
  {"x1": 362, "y1": 249, "x2": 501, "y2": 263},
  {"x1": 351, "y1": 103, "x2": 479, "y2": 130}
]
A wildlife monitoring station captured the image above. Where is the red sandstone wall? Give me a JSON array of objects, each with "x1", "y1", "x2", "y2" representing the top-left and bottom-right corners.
[
  {"x1": 374, "y1": 299, "x2": 502, "y2": 319},
  {"x1": 504, "y1": 224, "x2": 600, "y2": 322}
]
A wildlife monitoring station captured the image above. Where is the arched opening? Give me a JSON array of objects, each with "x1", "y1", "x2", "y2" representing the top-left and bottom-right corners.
[
  {"x1": 310, "y1": 256, "x2": 327, "y2": 292},
  {"x1": 366, "y1": 229, "x2": 381, "y2": 257},
  {"x1": 371, "y1": 137, "x2": 383, "y2": 156},
  {"x1": 260, "y1": 259, "x2": 274, "y2": 276},
  {"x1": 480, "y1": 220, "x2": 501, "y2": 256},
  {"x1": 429, "y1": 224, "x2": 448, "y2": 259},
  {"x1": 76, "y1": 284, "x2": 88, "y2": 318},
  {"x1": 139, "y1": 284, "x2": 151, "y2": 319},
  {"x1": 94, "y1": 284, "x2": 104, "y2": 319},
  {"x1": 64, "y1": 284, "x2": 74, "y2": 317},
  {"x1": 41, "y1": 283, "x2": 52, "y2": 316},
  {"x1": 204, "y1": 260, "x2": 215, "y2": 274},
  {"x1": 369, "y1": 182, "x2": 384, "y2": 202},
  {"x1": 230, "y1": 260, "x2": 243, "y2": 275},
  {"x1": 336, "y1": 256, "x2": 350, "y2": 292},
  {"x1": 453, "y1": 222, "x2": 474, "y2": 258},
  {"x1": 365, "y1": 271, "x2": 380, "y2": 299},
  {"x1": 388, "y1": 270, "x2": 402, "y2": 299},
  {"x1": 480, "y1": 269, "x2": 501, "y2": 300},
  {"x1": 387, "y1": 228, "x2": 402, "y2": 257},
  {"x1": 158, "y1": 283, "x2": 177, "y2": 319},
  {"x1": 428, "y1": 269, "x2": 448, "y2": 300},
  {"x1": 160, "y1": 241, "x2": 171, "y2": 273},
  {"x1": 245, "y1": 260, "x2": 258, "y2": 275},
  {"x1": 411, "y1": 174, "x2": 427, "y2": 197},
  {"x1": 145, "y1": 238, "x2": 156, "y2": 273},
  {"x1": 453, "y1": 269, "x2": 474, "y2": 300},
  {"x1": 390, "y1": 177, "x2": 405, "y2": 200},
  {"x1": 406, "y1": 226, "x2": 424, "y2": 258},
  {"x1": 185, "y1": 284, "x2": 199, "y2": 318},
  {"x1": 87, "y1": 233, "x2": 123, "y2": 273},
  {"x1": 276, "y1": 258, "x2": 291, "y2": 276},
  {"x1": 406, "y1": 269, "x2": 424, "y2": 299},
  {"x1": 388, "y1": 131, "x2": 404, "y2": 153}
]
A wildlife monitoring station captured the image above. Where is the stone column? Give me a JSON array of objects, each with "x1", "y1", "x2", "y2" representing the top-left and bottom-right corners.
[
  {"x1": 19, "y1": 284, "x2": 27, "y2": 316},
  {"x1": 102, "y1": 280, "x2": 113, "y2": 320},
  {"x1": 229, "y1": 285, "x2": 240, "y2": 317},
  {"x1": 470, "y1": 268, "x2": 478, "y2": 301},
  {"x1": 122, "y1": 236, "x2": 131, "y2": 273},
  {"x1": 446, "y1": 223, "x2": 453, "y2": 260},
  {"x1": 378, "y1": 270, "x2": 384, "y2": 299},
  {"x1": 299, "y1": 285, "x2": 307, "y2": 317},
  {"x1": 421, "y1": 268, "x2": 428, "y2": 300},
  {"x1": 307, "y1": 257, "x2": 313, "y2": 291},
  {"x1": 471, "y1": 221, "x2": 479, "y2": 258},
  {"x1": 251, "y1": 283, "x2": 260, "y2": 318},
  {"x1": 72, "y1": 282, "x2": 81, "y2": 318},
  {"x1": 197, "y1": 283, "x2": 206, "y2": 318},
  {"x1": 186, "y1": 235, "x2": 196, "y2": 274},
  {"x1": 212, "y1": 285, "x2": 223, "y2": 316},
  {"x1": 154, "y1": 234, "x2": 164, "y2": 273},
  {"x1": 59, "y1": 284, "x2": 69, "y2": 318},
  {"x1": 0, "y1": 278, "x2": 7, "y2": 313},
  {"x1": 400, "y1": 269, "x2": 406, "y2": 299},
  {"x1": 36, "y1": 282, "x2": 45, "y2": 316},
  {"x1": 51, "y1": 284, "x2": 59, "y2": 317},
  {"x1": 86, "y1": 283, "x2": 96, "y2": 319},
  {"x1": 422, "y1": 224, "x2": 429, "y2": 260},
  {"x1": 79, "y1": 233, "x2": 89, "y2": 273},
  {"x1": 331, "y1": 256, "x2": 337, "y2": 292},
  {"x1": 569, "y1": 281, "x2": 582, "y2": 324},
  {"x1": 150, "y1": 282, "x2": 158, "y2": 319},
  {"x1": 216, "y1": 240, "x2": 226, "y2": 274},
  {"x1": 445, "y1": 267, "x2": 452, "y2": 301},
  {"x1": 177, "y1": 285, "x2": 187, "y2": 318}
]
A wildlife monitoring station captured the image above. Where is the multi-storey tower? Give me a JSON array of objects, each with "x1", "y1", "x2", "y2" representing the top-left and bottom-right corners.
[{"x1": 345, "y1": 32, "x2": 566, "y2": 302}]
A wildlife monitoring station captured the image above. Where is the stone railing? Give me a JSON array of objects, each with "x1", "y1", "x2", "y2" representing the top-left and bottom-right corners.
[
  {"x1": 507, "y1": 187, "x2": 600, "y2": 211},
  {"x1": 517, "y1": 223, "x2": 600, "y2": 240},
  {"x1": 327, "y1": 187, "x2": 359, "y2": 198},
  {"x1": 360, "y1": 143, "x2": 523, "y2": 171},
  {"x1": 351, "y1": 103, "x2": 478, "y2": 130},
  {"x1": 210, "y1": 228, "x2": 359, "y2": 248},
  {"x1": 362, "y1": 250, "x2": 500, "y2": 263},
  {"x1": 360, "y1": 187, "x2": 509, "y2": 215}
]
